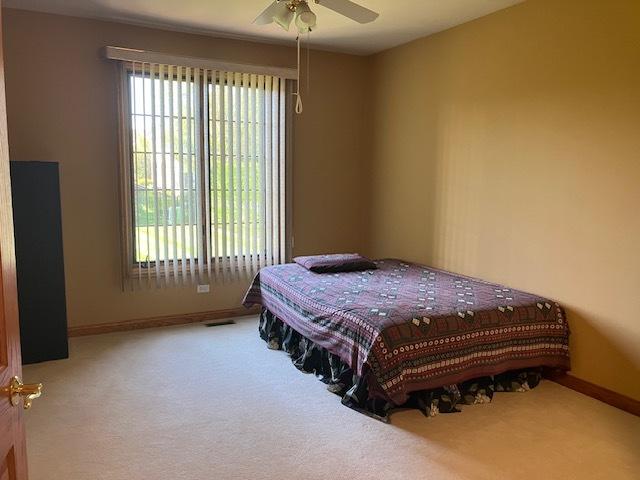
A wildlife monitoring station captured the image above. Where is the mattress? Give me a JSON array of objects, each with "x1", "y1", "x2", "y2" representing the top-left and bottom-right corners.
[{"x1": 243, "y1": 259, "x2": 570, "y2": 404}]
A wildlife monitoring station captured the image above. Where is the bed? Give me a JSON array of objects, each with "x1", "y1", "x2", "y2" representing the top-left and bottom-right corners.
[{"x1": 243, "y1": 258, "x2": 570, "y2": 421}]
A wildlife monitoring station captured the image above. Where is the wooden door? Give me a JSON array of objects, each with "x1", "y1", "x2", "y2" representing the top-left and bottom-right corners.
[{"x1": 0, "y1": 7, "x2": 29, "y2": 480}]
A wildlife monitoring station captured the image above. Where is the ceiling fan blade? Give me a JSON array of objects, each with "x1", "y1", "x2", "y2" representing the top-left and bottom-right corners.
[
  {"x1": 315, "y1": 0, "x2": 379, "y2": 24},
  {"x1": 254, "y1": 1, "x2": 281, "y2": 25}
]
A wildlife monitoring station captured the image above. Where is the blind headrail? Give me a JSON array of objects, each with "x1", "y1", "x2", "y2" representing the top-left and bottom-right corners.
[{"x1": 103, "y1": 46, "x2": 297, "y2": 79}]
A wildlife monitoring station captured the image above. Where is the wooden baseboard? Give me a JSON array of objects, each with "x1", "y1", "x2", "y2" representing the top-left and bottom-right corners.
[
  {"x1": 544, "y1": 369, "x2": 640, "y2": 417},
  {"x1": 68, "y1": 306, "x2": 261, "y2": 337}
]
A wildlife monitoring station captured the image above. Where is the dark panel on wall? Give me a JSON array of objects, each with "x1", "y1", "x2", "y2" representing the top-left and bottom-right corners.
[{"x1": 10, "y1": 161, "x2": 68, "y2": 364}]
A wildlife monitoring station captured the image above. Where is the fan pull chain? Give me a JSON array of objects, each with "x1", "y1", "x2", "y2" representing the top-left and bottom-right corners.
[
  {"x1": 295, "y1": 35, "x2": 303, "y2": 114},
  {"x1": 306, "y1": 30, "x2": 311, "y2": 94}
]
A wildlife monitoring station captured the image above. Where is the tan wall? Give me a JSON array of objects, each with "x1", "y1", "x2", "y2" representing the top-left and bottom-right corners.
[
  {"x1": 2, "y1": 9, "x2": 370, "y2": 328},
  {"x1": 369, "y1": 0, "x2": 640, "y2": 400}
]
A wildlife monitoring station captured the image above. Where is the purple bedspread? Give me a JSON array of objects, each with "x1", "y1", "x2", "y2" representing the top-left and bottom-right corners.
[{"x1": 243, "y1": 259, "x2": 570, "y2": 404}]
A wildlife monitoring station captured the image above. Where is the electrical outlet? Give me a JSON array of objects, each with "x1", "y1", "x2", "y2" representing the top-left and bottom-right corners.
[{"x1": 197, "y1": 284, "x2": 210, "y2": 294}]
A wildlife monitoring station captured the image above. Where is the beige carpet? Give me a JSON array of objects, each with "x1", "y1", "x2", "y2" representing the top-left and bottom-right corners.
[{"x1": 23, "y1": 317, "x2": 640, "y2": 480}]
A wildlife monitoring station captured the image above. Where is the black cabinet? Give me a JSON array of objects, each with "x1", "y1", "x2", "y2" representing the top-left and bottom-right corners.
[{"x1": 10, "y1": 161, "x2": 68, "y2": 364}]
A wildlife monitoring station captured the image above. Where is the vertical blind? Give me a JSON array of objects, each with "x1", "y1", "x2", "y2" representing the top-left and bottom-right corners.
[{"x1": 118, "y1": 61, "x2": 289, "y2": 287}]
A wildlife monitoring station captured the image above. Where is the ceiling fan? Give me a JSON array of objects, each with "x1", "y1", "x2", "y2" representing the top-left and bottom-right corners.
[
  {"x1": 254, "y1": 0, "x2": 379, "y2": 33},
  {"x1": 254, "y1": 1, "x2": 379, "y2": 115}
]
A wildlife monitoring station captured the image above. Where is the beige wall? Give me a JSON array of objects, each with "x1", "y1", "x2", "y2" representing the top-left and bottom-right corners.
[
  {"x1": 369, "y1": 0, "x2": 640, "y2": 400},
  {"x1": 2, "y1": 9, "x2": 370, "y2": 328}
]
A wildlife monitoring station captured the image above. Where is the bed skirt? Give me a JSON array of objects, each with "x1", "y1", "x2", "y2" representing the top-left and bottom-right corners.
[{"x1": 259, "y1": 308, "x2": 543, "y2": 422}]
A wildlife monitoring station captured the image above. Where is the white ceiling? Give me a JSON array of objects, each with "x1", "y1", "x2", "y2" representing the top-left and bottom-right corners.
[{"x1": 2, "y1": 0, "x2": 525, "y2": 55}]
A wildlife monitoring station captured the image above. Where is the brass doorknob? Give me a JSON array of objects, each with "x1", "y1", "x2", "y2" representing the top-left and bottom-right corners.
[{"x1": 5, "y1": 376, "x2": 43, "y2": 410}]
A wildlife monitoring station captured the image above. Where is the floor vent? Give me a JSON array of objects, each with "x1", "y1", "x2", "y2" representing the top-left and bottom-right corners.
[{"x1": 203, "y1": 319, "x2": 236, "y2": 327}]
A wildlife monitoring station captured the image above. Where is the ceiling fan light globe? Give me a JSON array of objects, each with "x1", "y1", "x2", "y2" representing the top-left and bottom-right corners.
[
  {"x1": 297, "y1": 11, "x2": 317, "y2": 27},
  {"x1": 272, "y1": 4, "x2": 294, "y2": 30},
  {"x1": 295, "y1": 3, "x2": 317, "y2": 33}
]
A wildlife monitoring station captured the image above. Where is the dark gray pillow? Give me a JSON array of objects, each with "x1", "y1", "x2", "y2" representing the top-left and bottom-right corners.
[{"x1": 293, "y1": 254, "x2": 377, "y2": 273}]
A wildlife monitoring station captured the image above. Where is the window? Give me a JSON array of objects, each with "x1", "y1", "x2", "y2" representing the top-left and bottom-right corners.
[{"x1": 117, "y1": 61, "x2": 290, "y2": 286}]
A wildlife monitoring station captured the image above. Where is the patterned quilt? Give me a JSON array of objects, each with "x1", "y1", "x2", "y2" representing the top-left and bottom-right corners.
[{"x1": 243, "y1": 259, "x2": 570, "y2": 404}]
